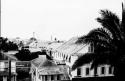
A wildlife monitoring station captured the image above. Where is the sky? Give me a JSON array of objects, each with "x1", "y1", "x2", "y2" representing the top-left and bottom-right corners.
[{"x1": 1, "y1": 0, "x2": 123, "y2": 41}]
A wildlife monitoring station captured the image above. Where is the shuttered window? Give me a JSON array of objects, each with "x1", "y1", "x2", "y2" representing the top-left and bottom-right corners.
[
  {"x1": 77, "y1": 68, "x2": 81, "y2": 76},
  {"x1": 51, "y1": 75, "x2": 54, "y2": 80},
  {"x1": 109, "y1": 66, "x2": 113, "y2": 74},
  {"x1": 86, "y1": 67, "x2": 90, "y2": 75},
  {"x1": 101, "y1": 67, "x2": 105, "y2": 74}
]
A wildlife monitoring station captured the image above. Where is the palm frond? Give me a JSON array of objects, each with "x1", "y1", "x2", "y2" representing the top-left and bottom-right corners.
[
  {"x1": 87, "y1": 28, "x2": 112, "y2": 42},
  {"x1": 72, "y1": 53, "x2": 95, "y2": 70},
  {"x1": 79, "y1": 35, "x2": 116, "y2": 51},
  {"x1": 76, "y1": 28, "x2": 112, "y2": 44},
  {"x1": 121, "y1": 2, "x2": 125, "y2": 35},
  {"x1": 97, "y1": 10, "x2": 122, "y2": 41},
  {"x1": 91, "y1": 51, "x2": 116, "y2": 69},
  {"x1": 75, "y1": 35, "x2": 86, "y2": 44}
]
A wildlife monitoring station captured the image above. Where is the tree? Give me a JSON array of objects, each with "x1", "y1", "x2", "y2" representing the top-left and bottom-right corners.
[
  {"x1": 72, "y1": 3, "x2": 125, "y2": 80},
  {"x1": 15, "y1": 48, "x2": 31, "y2": 61},
  {"x1": 15, "y1": 49, "x2": 53, "y2": 61},
  {"x1": 0, "y1": 37, "x2": 18, "y2": 52}
]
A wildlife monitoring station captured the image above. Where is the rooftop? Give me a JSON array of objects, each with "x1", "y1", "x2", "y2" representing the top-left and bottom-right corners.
[
  {"x1": 31, "y1": 55, "x2": 69, "y2": 75},
  {"x1": 2, "y1": 52, "x2": 18, "y2": 60},
  {"x1": 56, "y1": 37, "x2": 88, "y2": 56}
]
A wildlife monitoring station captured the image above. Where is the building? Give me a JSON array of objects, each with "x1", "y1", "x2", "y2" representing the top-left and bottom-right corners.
[
  {"x1": 0, "y1": 60, "x2": 17, "y2": 81},
  {"x1": 30, "y1": 53, "x2": 70, "y2": 81},
  {"x1": 0, "y1": 51, "x2": 17, "y2": 81},
  {"x1": 0, "y1": 51, "x2": 31, "y2": 81},
  {"x1": 51, "y1": 37, "x2": 114, "y2": 79},
  {"x1": 52, "y1": 37, "x2": 89, "y2": 66},
  {"x1": 16, "y1": 61, "x2": 31, "y2": 81},
  {"x1": 46, "y1": 41, "x2": 64, "y2": 50}
]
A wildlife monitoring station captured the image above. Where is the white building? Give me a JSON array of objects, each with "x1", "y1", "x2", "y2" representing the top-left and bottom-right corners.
[
  {"x1": 51, "y1": 37, "x2": 114, "y2": 79},
  {"x1": 0, "y1": 60, "x2": 17, "y2": 81}
]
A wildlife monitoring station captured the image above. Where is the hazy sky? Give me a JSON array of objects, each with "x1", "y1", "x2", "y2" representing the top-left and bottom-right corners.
[{"x1": 1, "y1": 0, "x2": 123, "y2": 40}]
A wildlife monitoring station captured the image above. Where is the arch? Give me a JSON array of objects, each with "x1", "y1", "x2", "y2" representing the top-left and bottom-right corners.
[
  {"x1": 69, "y1": 56, "x2": 71, "y2": 62},
  {"x1": 66, "y1": 55, "x2": 68, "y2": 61},
  {"x1": 63, "y1": 54, "x2": 65, "y2": 60}
]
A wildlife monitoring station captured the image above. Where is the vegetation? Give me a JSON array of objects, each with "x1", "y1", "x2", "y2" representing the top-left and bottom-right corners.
[
  {"x1": 72, "y1": 3, "x2": 125, "y2": 80},
  {"x1": 0, "y1": 37, "x2": 18, "y2": 59},
  {"x1": 17, "y1": 70, "x2": 30, "y2": 80},
  {"x1": 0, "y1": 37, "x2": 18, "y2": 52},
  {"x1": 15, "y1": 48, "x2": 31, "y2": 61},
  {"x1": 15, "y1": 48, "x2": 52, "y2": 61}
]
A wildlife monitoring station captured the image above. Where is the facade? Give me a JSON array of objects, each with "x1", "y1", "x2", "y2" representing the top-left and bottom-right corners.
[
  {"x1": 0, "y1": 51, "x2": 18, "y2": 81},
  {"x1": 0, "y1": 60, "x2": 17, "y2": 81},
  {"x1": 72, "y1": 64, "x2": 114, "y2": 78},
  {"x1": 0, "y1": 51, "x2": 31, "y2": 81},
  {"x1": 30, "y1": 54, "x2": 70, "y2": 81},
  {"x1": 51, "y1": 37, "x2": 114, "y2": 79}
]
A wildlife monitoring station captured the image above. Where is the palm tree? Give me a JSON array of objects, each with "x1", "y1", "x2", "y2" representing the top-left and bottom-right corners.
[{"x1": 72, "y1": 3, "x2": 125, "y2": 79}]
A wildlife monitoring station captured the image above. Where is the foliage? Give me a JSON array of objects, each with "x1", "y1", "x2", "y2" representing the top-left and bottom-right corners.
[
  {"x1": 15, "y1": 48, "x2": 31, "y2": 61},
  {"x1": 17, "y1": 70, "x2": 30, "y2": 80},
  {"x1": 0, "y1": 37, "x2": 18, "y2": 52},
  {"x1": 15, "y1": 49, "x2": 52, "y2": 61},
  {"x1": 72, "y1": 3, "x2": 125, "y2": 79}
]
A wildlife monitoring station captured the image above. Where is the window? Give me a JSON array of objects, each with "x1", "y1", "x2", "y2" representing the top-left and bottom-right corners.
[
  {"x1": 62, "y1": 53, "x2": 63, "y2": 57},
  {"x1": 58, "y1": 53, "x2": 59, "y2": 57},
  {"x1": 0, "y1": 76, "x2": 3, "y2": 81},
  {"x1": 109, "y1": 66, "x2": 113, "y2": 74},
  {"x1": 94, "y1": 67, "x2": 98, "y2": 76},
  {"x1": 51, "y1": 75, "x2": 54, "y2": 80},
  {"x1": 77, "y1": 68, "x2": 81, "y2": 76},
  {"x1": 0, "y1": 62, "x2": 5, "y2": 71},
  {"x1": 57, "y1": 75, "x2": 60, "y2": 80},
  {"x1": 58, "y1": 53, "x2": 60, "y2": 57},
  {"x1": 86, "y1": 68, "x2": 90, "y2": 75},
  {"x1": 101, "y1": 67, "x2": 105, "y2": 75},
  {"x1": 50, "y1": 51, "x2": 52, "y2": 57},
  {"x1": 5, "y1": 63, "x2": 8, "y2": 68},
  {"x1": 88, "y1": 43, "x2": 94, "y2": 52},
  {"x1": 45, "y1": 75, "x2": 47, "y2": 81},
  {"x1": 88, "y1": 46, "x2": 91, "y2": 52},
  {"x1": 33, "y1": 71, "x2": 36, "y2": 76},
  {"x1": 66, "y1": 56, "x2": 68, "y2": 60},
  {"x1": 38, "y1": 72, "x2": 40, "y2": 79},
  {"x1": 42, "y1": 76, "x2": 44, "y2": 81},
  {"x1": 64, "y1": 55, "x2": 65, "y2": 59}
]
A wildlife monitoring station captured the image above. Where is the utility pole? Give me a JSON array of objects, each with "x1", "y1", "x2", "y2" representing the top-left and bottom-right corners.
[{"x1": 9, "y1": 60, "x2": 11, "y2": 81}]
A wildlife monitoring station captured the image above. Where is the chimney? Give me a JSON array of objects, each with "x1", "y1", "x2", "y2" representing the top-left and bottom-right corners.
[
  {"x1": 38, "y1": 54, "x2": 47, "y2": 60},
  {"x1": 38, "y1": 50, "x2": 47, "y2": 59}
]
